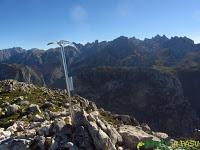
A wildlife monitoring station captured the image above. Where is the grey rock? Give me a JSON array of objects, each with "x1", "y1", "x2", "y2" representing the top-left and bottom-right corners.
[
  {"x1": 3, "y1": 83, "x2": 13, "y2": 92},
  {"x1": 118, "y1": 125, "x2": 160, "y2": 149},
  {"x1": 48, "y1": 111, "x2": 60, "y2": 119},
  {"x1": 106, "y1": 124, "x2": 123, "y2": 145},
  {"x1": 153, "y1": 132, "x2": 169, "y2": 139},
  {"x1": 0, "y1": 139, "x2": 30, "y2": 150},
  {"x1": 37, "y1": 125, "x2": 50, "y2": 136},
  {"x1": 96, "y1": 118, "x2": 107, "y2": 131},
  {"x1": 88, "y1": 101, "x2": 98, "y2": 111},
  {"x1": 19, "y1": 100, "x2": 30, "y2": 106},
  {"x1": 41, "y1": 102, "x2": 54, "y2": 109},
  {"x1": 63, "y1": 142, "x2": 79, "y2": 150},
  {"x1": 113, "y1": 114, "x2": 139, "y2": 126},
  {"x1": 117, "y1": 147, "x2": 123, "y2": 150},
  {"x1": 5, "y1": 104, "x2": 20, "y2": 116},
  {"x1": 13, "y1": 96, "x2": 24, "y2": 103},
  {"x1": 29, "y1": 122, "x2": 41, "y2": 129},
  {"x1": 27, "y1": 104, "x2": 41, "y2": 114},
  {"x1": 0, "y1": 129, "x2": 11, "y2": 140},
  {"x1": 87, "y1": 113, "x2": 96, "y2": 122},
  {"x1": 49, "y1": 137, "x2": 59, "y2": 150},
  {"x1": 30, "y1": 136, "x2": 46, "y2": 150},
  {"x1": 73, "y1": 126, "x2": 93, "y2": 149},
  {"x1": 87, "y1": 121, "x2": 116, "y2": 150},
  {"x1": 6, "y1": 121, "x2": 24, "y2": 134},
  {"x1": 33, "y1": 114, "x2": 45, "y2": 122},
  {"x1": 49, "y1": 120, "x2": 65, "y2": 135},
  {"x1": 141, "y1": 123, "x2": 152, "y2": 134}
]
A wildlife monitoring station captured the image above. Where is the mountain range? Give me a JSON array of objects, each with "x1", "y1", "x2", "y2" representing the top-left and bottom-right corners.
[{"x1": 1, "y1": 35, "x2": 200, "y2": 137}]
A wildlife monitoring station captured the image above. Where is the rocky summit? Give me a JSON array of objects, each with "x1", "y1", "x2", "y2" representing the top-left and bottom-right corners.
[{"x1": 0, "y1": 79, "x2": 174, "y2": 150}]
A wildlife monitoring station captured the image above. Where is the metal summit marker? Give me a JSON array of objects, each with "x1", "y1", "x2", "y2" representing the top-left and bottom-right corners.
[{"x1": 47, "y1": 40, "x2": 78, "y2": 120}]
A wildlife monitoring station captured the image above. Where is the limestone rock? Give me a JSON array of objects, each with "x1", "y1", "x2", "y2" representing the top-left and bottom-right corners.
[
  {"x1": 6, "y1": 121, "x2": 24, "y2": 134},
  {"x1": 153, "y1": 132, "x2": 169, "y2": 139},
  {"x1": 118, "y1": 125, "x2": 160, "y2": 149},
  {"x1": 106, "y1": 123, "x2": 123, "y2": 145},
  {"x1": 33, "y1": 114, "x2": 45, "y2": 122},
  {"x1": 0, "y1": 128, "x2": 11, "y2": 140},
  {"x1": 87, "y1": 121, "x2": 116, "y2": 150}
]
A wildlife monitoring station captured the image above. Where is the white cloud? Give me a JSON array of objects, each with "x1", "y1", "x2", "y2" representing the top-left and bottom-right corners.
[{"x1": 70, "y1": 5, "x2": 88, "y2": 23}]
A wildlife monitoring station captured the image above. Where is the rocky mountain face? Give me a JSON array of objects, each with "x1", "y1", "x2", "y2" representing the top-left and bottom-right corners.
[
  {"x1": 0, "y1": 35, "x2": 200, "y2": 137},
  {"x1": 75, "y1": 67, "x2": 200, "y2": 137},
  {"x1": 0, "y1": 80, "x2": 172, "y2": 150}
]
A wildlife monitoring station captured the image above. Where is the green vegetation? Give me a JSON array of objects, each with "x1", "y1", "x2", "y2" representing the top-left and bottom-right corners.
[
  {"x1": 0, "y1": 113, "x2": 20, "y2": 128},
  {"x1": 0, "y1": 84, "x2": 67, "y2": 128},
  {"x1": 99, "y1": 110, "x2": 121, "y2": 125}
]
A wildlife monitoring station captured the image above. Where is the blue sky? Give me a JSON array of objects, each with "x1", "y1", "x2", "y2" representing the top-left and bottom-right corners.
[{"x1": 0, "y1": 0, "x2": 200, "y2": 49}]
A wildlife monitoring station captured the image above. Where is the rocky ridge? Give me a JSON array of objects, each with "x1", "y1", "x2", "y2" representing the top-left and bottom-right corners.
[
  {"x1": 1, "y1": 36, "x2": 200, "y2": 137},
  {"x1": 0, "y1": 80, "x2": 171, "y2": 150}
]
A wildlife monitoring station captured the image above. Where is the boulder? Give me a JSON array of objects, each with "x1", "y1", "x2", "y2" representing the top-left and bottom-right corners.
[
  {"x1": 27, "y1": 104, "x2": 41, "y2": 114},
  {"x1": 30, "y1": 136, "x2": 46, "y2": 150},
  {"x1": 114, "y1": 114, "x2": 139, "y2": 125},
  {"x1": 33, "y1": 114, "x2": 45, "y2": 122},
  {"x1": 29, "y1": 122, "x2": 41, "y2": 129},
  {"x1": 41, "y1": 102, "x2": 54, "y2": 110},
  {"x1": 87, "y1": 121, "x2": 116, "y2": 150},
  {"x1": 49, "y1": 137, "x2": 59, "y2": 150},
  {"x1": 3, "y1": 83, "x2": 13, "y2": 92},
  {"x1": 96, "y1": 118, "x2": 107, "y2": 131},
  {"x1": 49, "y1": 120, "x2": 65, "y2": 135},
  {"x1": 0, "y1": 128, "x2": 11, "y2": 140},
  {"x1": 87, "y1": 113, "x2": 96, "y2": 122},
  {"x1": 153, "y1": 132, "x2": 169, "y2": 139},
  {"x1": 25, "y1": 128, "x2": 36, "y2": 137},
  {"x1": 13, "y1": 96, "x2": 24, "y2": 103},
  {"x1": 48, "y1": 111, "x2": 60, "y2": 119},
  {"x1": 19, "y1": 100, "x2": 30, "y2": 106},
  {"x1": 62, "y1": 142, "x2": 79, "y2": 150},
  {"x1": 6, "y1": 121, "x2": 24, "y2": 134},
  {"x1": 106, "y1": 124, "x2": 123, "y2": 145},
  {"x1": 141, "y1": 123, "x2": 152, "y2": 133},
  {"x1": 88, "y1": 101, "x2": 98, "y2": 111},
  {"x1": 117, "y1": 147, "x2": 123, "y2": 150},
  {"x1": 118, "y1": 125, "x2": 160, "y2": 149},
  {"x1": 73, "y1": 126, "x2": 94, "y2": 149},
  {"x1": 37, "y1": 125, "x2": 50, "y2": 136},
  {"x1": 5, "y1": 104, "x2": 20, "y2": 116}
]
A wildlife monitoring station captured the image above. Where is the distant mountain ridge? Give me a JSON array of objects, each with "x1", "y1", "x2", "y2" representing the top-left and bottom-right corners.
[{"x1": 1, "y1": 35, "x2": 200, "y2": 137}]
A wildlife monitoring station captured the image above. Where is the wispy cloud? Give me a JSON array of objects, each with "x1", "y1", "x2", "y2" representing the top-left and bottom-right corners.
[
  {"x1": 70, "y1": 5, "x2": 88, "y2": 23},
  {"x1": 192, "y1": 10, "x2": 200, "y2": 21},
  {"x1": 69, "y1": 5, "x2": 91, "y2": 40},
  {"x1": 116, "y1": 0, "x2": 133, "y2": 17}
]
